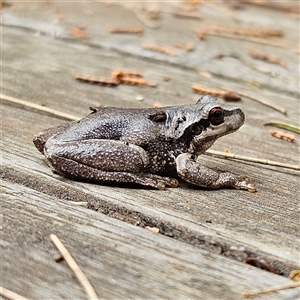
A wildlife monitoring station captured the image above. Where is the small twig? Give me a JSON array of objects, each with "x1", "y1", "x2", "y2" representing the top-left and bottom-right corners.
[
  {"x1": 74, "y1": 74, "x2": 119, "y2": 87},
  {"x1": 142, "y1": 42, "x2": 177, "y2": 56},
  {"x1": 172, "y1": 10, "x2": 202, "y2": 20},
  {"x1": 195, "y1": 31, "x2": 286, "y2": 48},
  {"x1": 249, "y1": 50, "x2": 287, "y2": 68},
  {"x1": 237, "y1": 91, "x2": 287, "y2": 115},
  {"x1": 243, "y1": 281, "x2": 300, "y2": 298},
  {"x1": 191, "y1": 84, "x2": 241, "y2": 101},
  {"x1": 0, "y1": 286, "x2": 29, "y2": 300},
  {"x1": 264, "y1": 121, "x2": 300, "y2": 134},
  {"x1": 109, "y1": 26, "x2": 144, "y2": 35},
  {"x1": 198, "y1": 25, "x2": 283, "y2": 38},
  {"x1": 50, "y1": 234, "x2": 99, "y2": 300},
  {"x1": 205, "y1": 150, "x2": 299, "y2": 170},
  {"x1": 242, "y1": 0, "x2": 299, "y2": 14},
  {"x1": 1, "y1": 94, "x2": 80, "y2": 121}
]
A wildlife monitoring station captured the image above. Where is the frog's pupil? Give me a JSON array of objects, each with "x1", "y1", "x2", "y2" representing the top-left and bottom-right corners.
[{"x1": 209, "y1": 107, "x2": 224, "y2": 125}]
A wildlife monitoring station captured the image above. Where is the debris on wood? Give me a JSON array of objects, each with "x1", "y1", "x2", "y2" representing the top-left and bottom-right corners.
[
  {"x1": 109, "y1": 26, "x2": 144, "y2": 35},
  {"x1": 249, "y1": 50, "x2": 287, "y2": 67},
  {"x1": 186, "y1": 41, "x2": 195, "y2": 52},
  {"x1": 197, "y1": 25, "x2": 283, "y2": 40},
  {"x1": 50, "y1": 234, "x2": 99, "y2": 300},
  {"x1": 192, "y1": 83, "x2": 225, "y2": 97},
  {"x1": 142, "y1": 42, "x2": 177, "y2": 56},
  {"x1": 223, "y1": 91, "x2": 242, "y2": 102},
  {"x1": 172, "y1": 10, "x2": 202, "y2": 20},
  {"x1": 191, "y1": 84, "x2": 241, "y2": 101},
  {"x1": 111, "y1": 70, "x2": 157, "y2": 86},
  {"x1": 111, "y1": 70, "x2": 147, "y2": 85},
  {"x1": 269, "y1": 130, "x2": 295, "y2": 143},
  {"x1": 145, "y1": 226, "x2": 160, "y2": 233},
  {"x1": 264, "y1": 121, "x2": 300, "y2": 134},
  {"x1": 111, "y1": 70, "x2": 143, "y2": 80},
  {"x1": 0, "y1": 286, "x2": 29, "y2": 300},
  {"x1": 289, "y1": 270, "x2": 300, "y2": 282},
  {"x1": 162, "y1": 75, "x2": 170, "y2": 81},
  {"x1": 75, "y1": 70, "x2": 157, "y2": 87},
  {"x1": 205, "y1": 149, "x2": 300, "y2": 171},
  {"x1": 197, "y1": 32, "x2": 207, "y2": 40},
  {"x1": 243, "y1": 281, "x2": 300, "y2": 298},
  {"x1": 197, "y1": 70, "x2": 212, "y2": 78},
  {"x1": 244, "y1": 257, "x2": 276, "y2": 273},
  {"x1": 242, "y1": 0, "x2": 300, "y2": 14},
  {"x1": 74, "y1": 74, "x2": 119, "y2": 86},
  {"x1": 53, "y1": 253, "x2": 64, "y2": 262},
  {"x1": 69, "y1": 26, "x2": 90, "y2": 40}
]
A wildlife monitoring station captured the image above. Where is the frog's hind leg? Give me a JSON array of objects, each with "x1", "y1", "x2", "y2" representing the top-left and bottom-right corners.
[
  {"x1": 44, "y1": 139, "x2": 178, "y2": 189},
  {"x1": 33, "y1": 122, "x2": 77, "y2": 153}
]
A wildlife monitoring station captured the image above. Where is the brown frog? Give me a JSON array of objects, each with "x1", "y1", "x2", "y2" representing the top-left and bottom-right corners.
[{"x1": 33, "y1": 95, "x2": 256, "y2": 192}]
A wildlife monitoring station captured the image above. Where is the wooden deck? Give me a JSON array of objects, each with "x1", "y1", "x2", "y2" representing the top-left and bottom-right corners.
[{"x1": 1, "y1": 2, "x2": 299, "y2": 299}]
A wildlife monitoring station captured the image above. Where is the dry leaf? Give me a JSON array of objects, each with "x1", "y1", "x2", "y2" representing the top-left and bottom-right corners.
[
  {"x1": 69, "y1": 26, "x2": 90, "y2": 40},
  {"x1": 270, "y1": 130, "x2": 295, "y2": 142}
]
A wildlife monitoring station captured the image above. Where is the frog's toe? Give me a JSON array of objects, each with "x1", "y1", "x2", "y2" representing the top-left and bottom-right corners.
[
  {"x1": 235, "y1": 177, "x2": 257, "y2": 193},
  {"x1": 165, "y1": 178, "x2": 179, "y2": 188},
  {"x1": 156, "y1": 177, "x2": 179, "y2": 189}
]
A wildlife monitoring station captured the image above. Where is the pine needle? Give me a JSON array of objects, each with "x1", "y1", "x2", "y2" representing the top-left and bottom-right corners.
[
  {"x1": 244, "y1": 281, "x2": 300, "y2": 298},
  {"x1": 206, "y1": 150, "x2": 299, "y2": 170},
  {"x1": 0, "y1": 286, "x2": 29, "y2": 300},
  {"x1": 50, "y1": 234, "x2": 99, "y2": 300}
]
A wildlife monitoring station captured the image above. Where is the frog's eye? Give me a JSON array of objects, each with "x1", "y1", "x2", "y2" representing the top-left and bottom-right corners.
[{"x1": 209, "y1": 107, "x2": 224, "y2": 125}]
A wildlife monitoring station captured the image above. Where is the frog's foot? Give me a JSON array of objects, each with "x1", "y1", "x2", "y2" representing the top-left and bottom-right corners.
[
  {"x1": 234, "y1": 176, "x2": 257, "y2": 193},
  {"x1": 176, "y1": 153, "x2": 256, "y2": 192}
]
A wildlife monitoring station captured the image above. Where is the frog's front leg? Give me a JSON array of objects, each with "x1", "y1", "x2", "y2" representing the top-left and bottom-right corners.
[
  {"x1": 44, "y1": 139, "x2": 178, "y2": 190},
  {"x1": 176, "y1": 153, "x2": 256, "y2": 192}
]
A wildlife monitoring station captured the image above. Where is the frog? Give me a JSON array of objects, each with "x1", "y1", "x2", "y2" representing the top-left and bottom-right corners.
[{"x1": 33, "y1": 95, "x2": 256, "y2": 192}]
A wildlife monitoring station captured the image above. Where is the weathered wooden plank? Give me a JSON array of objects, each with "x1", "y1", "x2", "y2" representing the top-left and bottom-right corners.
[
  {"x1": 1, "y1": 102, "x2": 299, "y2": 273},
  {"x1": 1, "y1": 181, "x2": 299, "y2": 300}
]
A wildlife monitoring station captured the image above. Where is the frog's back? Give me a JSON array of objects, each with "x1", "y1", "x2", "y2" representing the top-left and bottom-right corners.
[{"x1": 46, "y1": 107, "x2": 160, "y2": 146}]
